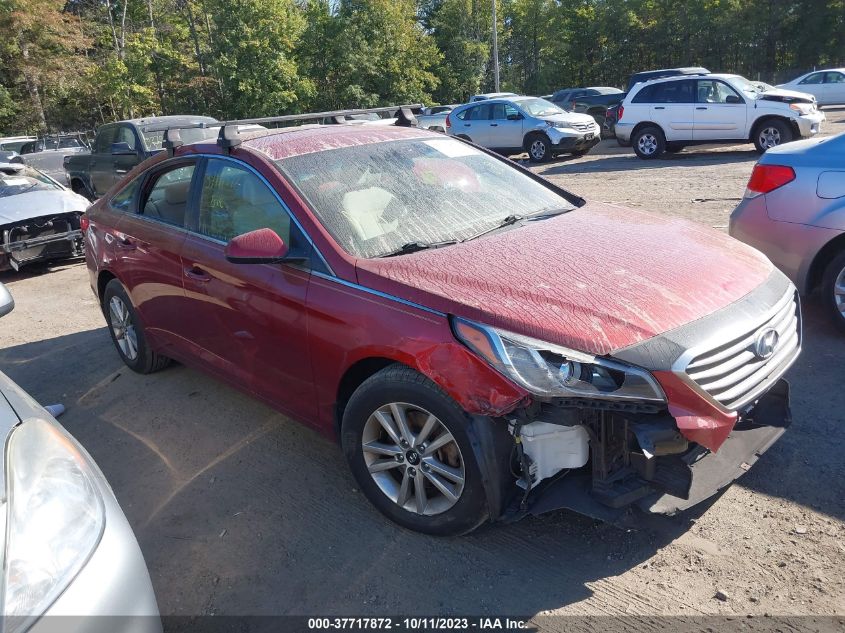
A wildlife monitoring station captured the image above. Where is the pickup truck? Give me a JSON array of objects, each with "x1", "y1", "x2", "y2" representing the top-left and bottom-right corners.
[
  {"x1": 416, "y1": 105, "x2": 458, "y2": 133},
  {"x1": 64, "y1": 115, "x2": 218, "y2": 199}
]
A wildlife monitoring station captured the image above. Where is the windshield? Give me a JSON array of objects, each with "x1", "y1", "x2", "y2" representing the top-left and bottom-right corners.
[
  {"x1": 142, "y1": 127, "x2": 219, "y2": 150},
  {"x1": 0, "y1": 167, "x2": 61, "y2": 198},
  {"x1": 728, "y1": 76, "x2": 764, "y2": 95},
  {"x1": 516, "y1": 98, "x2": 566, "y2": 117},
  {"x1": 277, "y1": 137, "x2": 575, "y2": 259}
]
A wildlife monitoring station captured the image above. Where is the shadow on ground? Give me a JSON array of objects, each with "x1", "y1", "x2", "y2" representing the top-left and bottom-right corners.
[{"x1": 0, "y1": 300, "x2": 842, "y2": 616}]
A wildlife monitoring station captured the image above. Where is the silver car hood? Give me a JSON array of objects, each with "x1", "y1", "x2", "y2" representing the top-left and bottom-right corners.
[
  {"x1": 757, "y1": 88, "x2": 816, "y2": 103},
  {"x1": 0, "y1": 189, "x2": 89, "y2": 224},
  {"x1": 540, "y1": 111, "x2": 597, "y2": 125}
]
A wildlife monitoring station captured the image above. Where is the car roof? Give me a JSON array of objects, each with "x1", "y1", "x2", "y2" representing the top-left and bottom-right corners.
[
  {"x1": 241, "y1": 124, "x2": 436, "y2": 161},
  {"x1": 110, "y1": 115, "x2": 219, "y2": 128}
]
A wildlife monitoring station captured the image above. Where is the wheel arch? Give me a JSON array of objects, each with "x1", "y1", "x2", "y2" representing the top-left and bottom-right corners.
[
  {"x1": 97, "y1": 269, "x2": 119, "y2": 305},
  {"x1": 749, "y1": 115, "x2": 799, "y2": 142},
  {"x1": 806, "y1": 233, "x2": 845, "y2": 294},
  {"x1": 522, "y1": 129, "x2": 552, "y2": 150},
  {"x1": 334, "y1": 357, "x2": 406, "y2": 435},
  {"x1": 631, "y1": 121, "x2": 664, "y2": 139}
]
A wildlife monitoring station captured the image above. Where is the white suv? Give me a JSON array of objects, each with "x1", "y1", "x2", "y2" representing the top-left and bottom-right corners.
[{"x1": 615, "y1": 73, "x2": 826, "y2": 159}]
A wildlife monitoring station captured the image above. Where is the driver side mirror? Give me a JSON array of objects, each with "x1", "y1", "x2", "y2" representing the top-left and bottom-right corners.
[
  {"x1": 0, "y1": 283, "x2": 14, "y2": 319},
  {"x1": 225, "y1": 228, "x2": 300, "y2": 264},
  {"x1": 725, "y1": 95, "x2": 742, "y2": 104},
  {"x1": 111, "y1": 142, "x2": 137, "y2": 155}
]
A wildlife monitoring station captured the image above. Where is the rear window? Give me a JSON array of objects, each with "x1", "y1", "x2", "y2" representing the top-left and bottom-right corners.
[{"x1": 276, "y1": 137, "x2": 575, "y2": 259}]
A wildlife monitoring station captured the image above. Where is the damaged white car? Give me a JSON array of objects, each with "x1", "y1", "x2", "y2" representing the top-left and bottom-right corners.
[{"x1": 0, "y1": 163, "x2": 88, "y2": 272}]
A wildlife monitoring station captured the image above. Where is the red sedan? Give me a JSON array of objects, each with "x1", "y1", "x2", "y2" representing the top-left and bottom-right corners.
[{"x1": 84, "y1": 118, "x2": 800, "y2": 535}]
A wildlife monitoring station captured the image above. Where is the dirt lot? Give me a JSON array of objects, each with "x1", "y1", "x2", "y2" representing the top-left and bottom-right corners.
[{"x1": 1, "y1": 110, "x2": 844, "y2": 625}]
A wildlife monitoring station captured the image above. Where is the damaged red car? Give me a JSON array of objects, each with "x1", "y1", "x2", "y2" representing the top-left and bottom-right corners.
[{"x1": 84, "y1": 115, "x2": 800, "y2": 535}]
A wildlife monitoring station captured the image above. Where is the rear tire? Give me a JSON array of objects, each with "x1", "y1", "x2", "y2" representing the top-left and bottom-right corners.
[
  {"x1": 632, "y1": 126, "x2": 665, "y2": 159},
  {"x1": 525, "y1": 133, "x2": 552, "y2": 162},
  {"x1": 754, "y1": 119, "x2": 793, "y2": 153},
  {"x1": 341, "y1": 364, "x2": 489, "y2": 536},
  {"x1": 821, "y1": 250, "x2": 845, "y2": 333},
  {"x1": 103, "y1": 279, "x2": 171, "y2": 374}
]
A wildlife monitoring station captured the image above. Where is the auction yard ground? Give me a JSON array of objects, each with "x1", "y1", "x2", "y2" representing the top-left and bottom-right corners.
[{"x1": 1, "y1": 110, "x2": 843, "y2": 625}]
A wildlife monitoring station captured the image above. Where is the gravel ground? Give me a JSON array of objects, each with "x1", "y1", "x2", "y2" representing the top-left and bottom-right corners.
[{"x1": 0, "y1": 110, "x2": 843, "y2": 626}]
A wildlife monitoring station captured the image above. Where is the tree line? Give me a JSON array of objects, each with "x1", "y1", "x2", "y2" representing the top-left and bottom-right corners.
[{"x1": 1, "y1": 0, "x2": 843, "y2": 134}]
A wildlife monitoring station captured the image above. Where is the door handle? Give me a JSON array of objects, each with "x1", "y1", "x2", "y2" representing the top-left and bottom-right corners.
[
  {"x1": 116, "y1": 235, "x2": 136, "y2": 250},
  {"x1": 490, "y1": 123, "x2": 499, "y2": 127},
  {"x1": 184, "y1": 266, "x2": 211, "y2": 283},
  {"x1": 115, "y1": 169, "x2": 128, "y2": 174},
  {"x1": 654, "y1": 106, "x2": 665, "y2": 110},
  {"x1": 696, "y1": 107, "x2": 708, "y2": 110},
  {"x1": 463, "y1": 123, "x2": 470, "y2": 127}
]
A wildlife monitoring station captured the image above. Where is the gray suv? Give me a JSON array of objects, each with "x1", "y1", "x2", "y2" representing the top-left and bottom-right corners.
[{"x1": 447, "y1": 96, "x2": 600, "y2": 162}]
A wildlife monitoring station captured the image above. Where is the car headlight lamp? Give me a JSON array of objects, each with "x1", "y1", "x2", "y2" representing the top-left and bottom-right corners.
[
  {"x1": 2, "y1": 418, "x2": 105, "y2": 630},
  {"x1": 452, "y1": 317, "x2": 666, "y2": 402}
]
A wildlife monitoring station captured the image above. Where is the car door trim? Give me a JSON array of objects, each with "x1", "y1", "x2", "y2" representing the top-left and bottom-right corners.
[{"x1": 310, "y1": 270, "x2": 446, "y2": 317}]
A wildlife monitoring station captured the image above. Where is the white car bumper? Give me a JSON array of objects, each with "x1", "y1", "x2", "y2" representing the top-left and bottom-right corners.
[{"x1": 795, "y1": 110, "x2": 825, "y2": 137}]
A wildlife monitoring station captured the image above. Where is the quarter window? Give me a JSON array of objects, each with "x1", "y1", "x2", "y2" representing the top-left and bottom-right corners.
[
  {"x1": 110, "y1": 178, "x2": 141, "y2": 213},
  {"x1": 197, "y1": 160, "x2": 292, "y2": 244},
  {"x1": 141, "y1": 164, "x2": 196, "y2": 227}
]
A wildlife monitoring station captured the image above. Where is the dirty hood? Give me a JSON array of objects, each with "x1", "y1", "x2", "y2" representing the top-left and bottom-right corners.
[
  {"x1": 356, "y1": 202, "x2": 773, "y2": 357},
  {"x1": 0, "y1": 189, "x2": 89, "y2": 224},
  {"x1": 539, "y1": 111, "x2": 597, "y2": 126}
]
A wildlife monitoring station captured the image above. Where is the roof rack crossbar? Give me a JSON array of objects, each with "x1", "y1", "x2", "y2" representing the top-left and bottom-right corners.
[
  {"x1": 217, "y1": 104, "x2": 423, "y2": 127},
  {"x1": 163, "y1": 128, "x2": 184, "y2": 157}
]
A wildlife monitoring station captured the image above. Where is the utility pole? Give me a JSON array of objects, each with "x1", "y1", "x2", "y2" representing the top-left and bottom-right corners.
[{"x1": 491, "y1": 0, "x2": 500, "y2": 91}]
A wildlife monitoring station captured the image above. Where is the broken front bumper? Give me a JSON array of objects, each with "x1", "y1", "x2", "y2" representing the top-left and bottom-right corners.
[
  {"x1": 1, "y1": 226, "x2": 84, "y2": 271},
  {"x1": 520, "y1": 379, "x2": 791, "y2": 523}
]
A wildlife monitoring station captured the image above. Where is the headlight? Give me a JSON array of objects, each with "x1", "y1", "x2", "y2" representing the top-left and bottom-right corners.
[
  {"x1": 789, "y1": 102, "x2": 814, "y2": 114},
  {"x1": 452, "y1": 318, "x2": 666, "y2": 402},
  {"x1": 2, "y1": 418, "x2": 105, "y2": 627}
]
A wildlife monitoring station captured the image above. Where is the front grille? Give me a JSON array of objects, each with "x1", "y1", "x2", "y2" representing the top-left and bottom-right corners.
[
  {"x1": 571, "y1": 122, "x2": 594, "y2": 132},
  {"x1": 684, "y1": 289, "x2": 801, "y2": 411}
]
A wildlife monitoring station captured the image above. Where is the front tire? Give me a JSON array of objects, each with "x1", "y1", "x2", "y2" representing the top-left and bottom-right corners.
[
  {"x1": 633, "y1": 126, "x2": 665, "y2": 159},
  {"x1": 341, "y1": 364, "x2": 489, "y2": 536},
  {"x1": 525, "y1": 133, "x2": 551, "y2": 162},
  {"x1": 103, "y1": 279, "x2": 171, "y2": 374},
  {"x1": 754, "y1": 119, "x2": 793, "y2": 153},
  {"x1": 821, "y1": 250, "x2": 845, "y2": 333}
]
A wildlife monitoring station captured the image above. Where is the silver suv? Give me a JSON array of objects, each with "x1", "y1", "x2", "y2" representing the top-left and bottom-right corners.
[{"x1": 447, "y1": 97, "x2": 600, "y2": 162}]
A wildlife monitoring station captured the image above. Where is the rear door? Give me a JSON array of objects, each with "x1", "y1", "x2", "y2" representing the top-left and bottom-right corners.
[
  {"x1": 111, "y1": 159, "x2": 198, "y2": 355},
  {"x1": 489, "y1": 102, "x2": 524, "y2": 149},
  {"x1": 179, "y1": 157, "x2": 316, "y2": 421},
  {"x1": 797, "y1": 72, "x2": 827, "y2": 104},
  {"x1": 457, "y1": 104, "x2": 492, "y2": 146},
  {"x1": 91, "y1": 126, "x2": 118, "y2": 197},
  {"x1": 692, "y1": 79, "x2": 746, "y2": 140},
  {"x1": 648, "y1": 80, "x2": 695, "y2": 140}
]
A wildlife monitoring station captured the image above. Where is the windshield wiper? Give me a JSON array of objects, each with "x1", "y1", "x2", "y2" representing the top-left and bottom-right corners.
[
  {"x1": 524, "y1": 207, "x2": 571, "y2": 221},
  {"x1": 379, "y1": 240, "x2": 458, "y2": 258},
  {"x1": 462, "y1": 214, "x2": 524, "y2": 243}
]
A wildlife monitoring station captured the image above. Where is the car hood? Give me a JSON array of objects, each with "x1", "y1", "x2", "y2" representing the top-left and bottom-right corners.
[
  {"x1": 356, "y1": 202, "x2": 773, "y2": 357},
  {"x1": 757, "y1": 88, "x2": 816, "y2": 103},
  {"x1": 0, "y1": 189, "x2": 88, "y2": 224},
  {"x1": 539, "y1": 111, "x2": 597, "y2": 125}
]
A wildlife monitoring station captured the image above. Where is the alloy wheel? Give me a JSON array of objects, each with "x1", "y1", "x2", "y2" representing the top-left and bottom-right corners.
[
  {"x1": 108, "y1": 296, "x2": 139, "y2": 361},
  {"x1": 529, "y1": 140, "x2": 546, "y2": 160},
  {"x1": 759, "y1": 126, "x2": 782, "y2": 149},
  {"x1": 835, "y1": 266, "x2": 845, "y2": 318},
  {"x1": 361, "y1": 402, "x2": 465, "y2": 516},
  {"x1": 637, "y1": 133, "x2": 657, "y2": 155}
]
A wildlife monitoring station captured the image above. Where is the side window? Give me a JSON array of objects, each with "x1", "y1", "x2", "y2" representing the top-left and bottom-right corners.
[
  {"x1": 116, "y1": 126, "x2": 138, "y2": 150},
  {"x1": 141, "y1": 164, "x2": 196, "y2": 227},
  {"x1": 95, "y1": 127, "x2": 117, "y2": 153},
  {"x1": 491, "y1": 103, "x2": 518, "y2": 120},
  {"x1": 696, "y1": 80, "x2": 740, "y2": 104},
  {"x1": 110, "y1": 177, "x2": 141, "y2": 213},
  {"x1": 799, "y1": 72, "x2": 825, "y2": 85},
  {"x1": 825, "y1": 72, "x2": 845, "y2": 84},
  {"x1": 467, "y1": 104, "x2": 491, "y2": 121},
  {"x1": 653, "y1": 80, "x2": 695, "y2": 103},
  {"x1": 632, "y1": 84, "x2": 656, "y2": 103},
  {"x1": 197, "y1": 159, "x2": 292, "y2": 245}
]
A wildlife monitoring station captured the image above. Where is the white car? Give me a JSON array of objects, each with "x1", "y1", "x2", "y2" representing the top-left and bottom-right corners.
[
  {"x1": 448, "y1": 96, "x2": 601, "y2": 161},
  {"x1": 777, "y1": 69, "x2": 845, "y2": 106},
  {"x1": 615, "y1": 73, "x2": 826, "y2": 158},
  {"x1": 0, "y1": 283, "x2": 161, "y2": 633}
]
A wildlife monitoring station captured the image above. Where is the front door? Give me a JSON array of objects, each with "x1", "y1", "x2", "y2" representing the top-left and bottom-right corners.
[
  {"x1": 180, "y1": 157, "x2": 316, "y2": 422},
  {"x1": 489, "y1": 102, "x2": 524, "y2": 149},
  {"x1": 692, "y1": 79, "x2": 746, "y2": 140},
  {"x1": 824, "y1": 71, "x2": 845, "y2": 105},
  {"x1": 111, "y1": 159, "x2": 197, "y2": 354}
]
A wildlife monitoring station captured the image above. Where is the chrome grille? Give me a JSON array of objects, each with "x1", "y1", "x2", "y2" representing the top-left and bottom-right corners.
[
  {"x1": 684, "y1": 290, "x2": 801, "y2": 411},
  {"x1": 571, "y1": 122, "x2": 594, "y2": 132}
]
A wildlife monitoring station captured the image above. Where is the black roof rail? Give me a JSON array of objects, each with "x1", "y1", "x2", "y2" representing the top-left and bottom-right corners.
[{"x1": 217, "y1": 104, "x2": 423, "y2": 128}]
